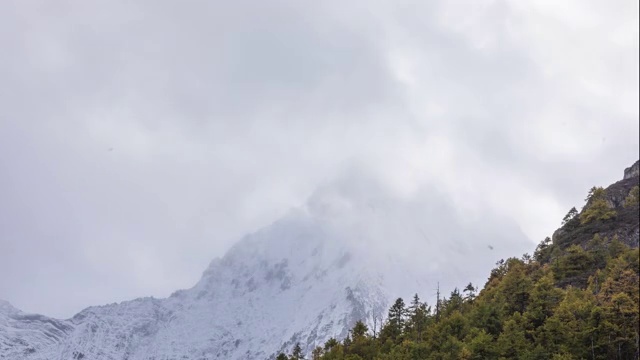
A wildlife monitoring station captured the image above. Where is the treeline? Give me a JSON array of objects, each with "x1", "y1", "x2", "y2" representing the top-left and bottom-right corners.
[
  {"x1": 276, "y1": 184, "x2": 639, "y2": 360},
  {"x1": 285, "y1": 239, "x2": 638, "y2": 360}
]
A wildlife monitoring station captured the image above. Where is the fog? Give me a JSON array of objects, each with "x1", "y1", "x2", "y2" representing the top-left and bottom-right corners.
[{"x1": 0, "y1": 0, "x2": 638, "y2": 318}]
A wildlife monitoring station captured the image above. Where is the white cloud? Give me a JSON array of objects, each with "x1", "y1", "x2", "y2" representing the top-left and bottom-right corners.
[{"x1": 0, "y1": 0, "x2": 637, "y2": 318}]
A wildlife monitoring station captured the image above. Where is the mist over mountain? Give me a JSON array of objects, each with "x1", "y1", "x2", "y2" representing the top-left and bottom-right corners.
[
  {"x1": 302, "y1": 160, "x2": 639, "y2": 360},
  {"x1": 0, "y1": 170, "x2": 530, "y2": 360}
]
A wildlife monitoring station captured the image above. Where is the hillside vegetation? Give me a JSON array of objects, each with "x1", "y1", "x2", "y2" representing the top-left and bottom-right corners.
[{"x1": 278, "y1": 163, "x2": 640, "y2": 360}]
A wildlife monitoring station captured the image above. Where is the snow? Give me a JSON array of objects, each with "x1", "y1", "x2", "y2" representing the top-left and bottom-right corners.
[{"x1": 1, "y1": 180, "x2": 531, "y2": 359}]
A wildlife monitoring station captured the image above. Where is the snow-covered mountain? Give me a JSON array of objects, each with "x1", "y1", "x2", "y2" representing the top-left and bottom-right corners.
[{"x1": 1, "y1": 177, "x2": 531, "y2": 359}]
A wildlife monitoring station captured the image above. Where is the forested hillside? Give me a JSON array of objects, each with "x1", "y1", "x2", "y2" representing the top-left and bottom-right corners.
[{"x1": 278, "y1": 162, "x2": 640, "y2": 360}]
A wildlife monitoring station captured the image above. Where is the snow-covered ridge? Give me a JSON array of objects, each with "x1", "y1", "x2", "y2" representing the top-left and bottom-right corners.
[{"x1": 1, "y1": 178, "x2": 531, "y2": 359}]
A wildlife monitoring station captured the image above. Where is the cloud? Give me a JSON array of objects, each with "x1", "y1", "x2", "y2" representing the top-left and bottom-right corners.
[{"x1": 0, "y1": 0, "x2": 637, "y2": 318}]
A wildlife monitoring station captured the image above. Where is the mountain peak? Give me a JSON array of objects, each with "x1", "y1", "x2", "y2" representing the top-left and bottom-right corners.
[
  {"x1": 1, "y1": 176, "x2": 531, "y2": 359},
  {"x1": 0, "y1": 299, "x2": 18, "y2": 315}
]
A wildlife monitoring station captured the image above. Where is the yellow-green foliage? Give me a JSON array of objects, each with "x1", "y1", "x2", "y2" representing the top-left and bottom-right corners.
[
  {"x1": 580, "y1": 187, "x2": 616, "y2": 224},
  {"x1": 624, "y1": 185, "x2": 639, "y2": 207},
  {"x1": 309, "y1": 242, "x2": 639, "y2": 360},
  {"x1": 301, "y1": 184, "x2": 639, "y2": 360}
]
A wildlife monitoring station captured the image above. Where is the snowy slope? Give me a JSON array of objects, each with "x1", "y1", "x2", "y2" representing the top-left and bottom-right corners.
[
  {"x1": 0, "y1": 299, "x2": 74, "y2": 359},
  {"x1": 1, "y1": 179, "x2": 531, "y2": 360}
]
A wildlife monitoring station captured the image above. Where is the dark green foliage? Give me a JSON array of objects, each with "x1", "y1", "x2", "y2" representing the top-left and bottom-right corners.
[
  {"x1": 324, "y1": 338, "x2": 339, "y2": 351},
  {"x1": 552, "y1": 244, "x2": 594, "y2": 287},
  {"x1": 379, "y1": 298, "x2": 406, "y2": 344},
  {"x1": 534, "y1": 237, "x2": 553, "y2": 263},
  {"x1": 463, "y1": 283, "x2": 476, "y2": 301},
  {"x1": 292, "y1": 180, "x2": 640, "y2": 360},
  {"x1": 311, "y1": 240, "x2": 638, "y2": 360},
  {"x1": 307, "y1": 182, "x2": 639, "y2": 360},
  {"x1": 291, "y1": 343, "x2": 305, "y2": 360},
  {"x1": 562, "y1": 206, "x2": 579, "y2": 226},
  {"x1": 311, "y1": 346, "x2": 324, "y2": 360},
  {"x1": 405, "y1": 294, "x2": 430, "y2": 342}
]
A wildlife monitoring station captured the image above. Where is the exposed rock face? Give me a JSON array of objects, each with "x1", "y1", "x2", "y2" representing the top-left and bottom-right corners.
[
  {"x1": 553, "y1": 160, "x2": 639, "y2": 250},
  {"x1": 624, "y1": 160, "x2": 639, "y2": 180},
  {"x1": 600, "y1": 176, "x2": 640, "y2": 248}
]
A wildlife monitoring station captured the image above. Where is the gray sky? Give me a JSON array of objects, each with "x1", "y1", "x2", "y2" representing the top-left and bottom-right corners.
[{"x1": 0, "y1": 0, "x2": 638, "y2": 319}]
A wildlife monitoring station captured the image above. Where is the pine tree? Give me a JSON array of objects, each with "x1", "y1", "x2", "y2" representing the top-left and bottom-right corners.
[
  {"x1": 408, "y1": 294, "x2": 421, "y2": 317},
  {"x1": 524, "y1": 271, "x2": 563, "y2": 328},
  {"x1": 534, "y1": 237, "x2": 553, "y2": 262},
  {"x1": 463, "y1": 283, "x2": 476, "y2": 301},
  {"x1": 351, "y1": 321, "x2": 368, "y2": 339},
  {"x1": 624, "y1": 185, "x2": 639, "y2": 207},
  {"x1": 471, "y1": 301, "x2": 502, "y2": 337},
  {"x1": 465, "y1": 329, "x2": 497, "y2": 359},
  {"x1": 555, "y1": 244, "x2": 594, "y2": 284},
  {"x1": 443, "y1": 288, "x2": 464, "y2": 316},
  {"x1": 580, "y1": 187, "x2": 616, "y2": 224},
  {"x1": 380, "y1": 298, "x2": 406, "y2": 343},
  {"x1": 310, "y1": 190, "x2": 638, "y2": 360},
  {"x1": 405, "y1": 294, "x2": 430, "y2": 342},
  {"x1": 585, "y1": 186, "x2": 598, "y2": 202},
  {"x1": 562, "y1": 206, "x2": 578, "y2": 225},
  {"x1": 323, "y1": 338, "x2": 338, "y2": 351},
  {"x1": 496, "y1": 313, "x2": 531, "y2": 358},
  {"x1": 435, "y1": 283, "x2": 441, "y2": 322},
  {"x1": 608, "y1": 235, "x2": 626, "y2": 258},
  {"x1": 291, "y1": 343, "x2": 305, "y2": 360},
  {"x1": 342, "y1": 333, "x2": 352, "y2": 349},
  {"x1": 311, "y1": 346, "x2": 323, "y2": 360},
  {"x1": 587, "y1": 233, "x2": 607, "y2": 268},
  {"x1": 276, "y1": 353, "x2": 288, "y2": 360}
]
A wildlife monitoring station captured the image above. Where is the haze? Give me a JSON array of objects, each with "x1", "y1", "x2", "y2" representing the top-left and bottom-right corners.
[{"x1": 0, "y1": 0, "x2": 638, "y2": 318}]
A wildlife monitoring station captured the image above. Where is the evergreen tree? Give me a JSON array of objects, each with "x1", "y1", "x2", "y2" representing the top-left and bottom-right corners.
[
  {"x1": 351, "y1": 321, "x2": 368, "y2": 339},
  {"x1": 405, "y1": 294, "x2": 430, "y2": 342},
  {"x1": 443, "y1": 288, "x2": 464, "y2": 316},
  {"x1": 534, "y1": 237, "x2": 553, "y2": 262},
  {"x1": 608, "y1": 235, "x2": 626, "y2": 258},
  {"x1": 496, "y1": 313, "x2": 531, "y2": 358},
  {"x1": 553, "y1": 244, "x2": 595, "y2": 286},
  {"x1": 624, "y1": 185, "x2": 639, "y2": 207},
  {"x1": 342, "y1": 333, "x2": 352, "y2": 349},
  {"x1": 587, "y1": 234, "x2": 607, "y2": 269},
  {"x1": 465, "y1": 329, "x2": 497, "y2": 359},
  {"x1": 311, "y1": 346, "x2": 323, "y2": 360},
  {"x1": 291, "y1": 343, "x2": 305, "y2": 360},
  {"x1": 580, "y1": 187, "x2": 616, "y2": 224},
  {"x1": 471, "y1": 301, "x2": 502, "y2": 336},
  {"x1": 524, "y1": 271, "x2": 563, "y2": 328},
  {"x1": 562, "y1": 206, "x2": 578, "y2": 225},
  {"x1": 324, "y1": 338, "x2": 338, "y2": 351},
  {"x1": 585, "y1": 186, "x2": 598, "y2": 202},
  {"x1": 463, "y1": 283, "x2": 476, "y2": 301},
  {"x1": 310, "y1": 183, "x2": 639, "y2": 360},
  {"x1": 499, "y1": 259, "x2": 532, "y2": 314},
  {"x1": 408, "y1": 294, "x2": 421, "y2": 318},
  {"x1": 380, "y1": 298, "x2": 406, "y2": 343}
]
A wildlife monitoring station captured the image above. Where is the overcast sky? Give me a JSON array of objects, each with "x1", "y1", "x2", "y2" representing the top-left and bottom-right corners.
[{"x1": 0, "y1": 0, "x2": 638, "y2": 319}]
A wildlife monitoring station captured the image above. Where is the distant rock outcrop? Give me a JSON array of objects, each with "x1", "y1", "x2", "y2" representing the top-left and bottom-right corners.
[
  {"x1": 552, "y1": 160, "x2": 639, "y2": 251},
  {"x1": 624, "y1": 160, "x2": 639, "y2": 180}
]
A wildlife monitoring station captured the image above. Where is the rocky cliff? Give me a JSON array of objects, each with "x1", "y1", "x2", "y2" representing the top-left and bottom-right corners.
[
  {"x1": 553, "y1": 160, "x2": 639, "y2": 250},
  {"x1": 624, "y1": 160, "x2": 640, "y2": 180}
]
